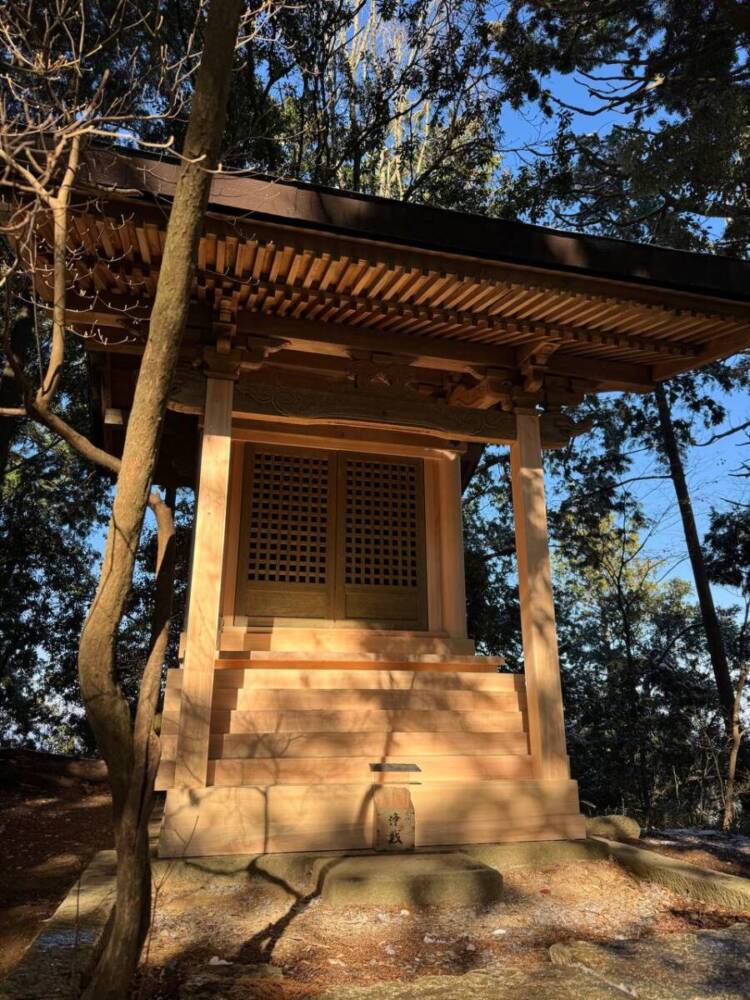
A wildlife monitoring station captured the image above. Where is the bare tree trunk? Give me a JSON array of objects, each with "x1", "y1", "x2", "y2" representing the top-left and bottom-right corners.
[
  {"x1": 78, "y1": 3, "x2": 244, "y2": 997},
  {"x1": 723, "y1": 661, "x2": 748, "y2": 830},
  {"x1": 654, "y1": 382, "x2": 735, "y2": 727}
]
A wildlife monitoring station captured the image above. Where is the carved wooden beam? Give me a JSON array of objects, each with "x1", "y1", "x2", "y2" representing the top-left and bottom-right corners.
[
  {"x1": 449, "y1": 375, "x2": 514, "y2": 410},
  {"x1": 168, "y1": 367, "x2": 589, "y2": 448}
]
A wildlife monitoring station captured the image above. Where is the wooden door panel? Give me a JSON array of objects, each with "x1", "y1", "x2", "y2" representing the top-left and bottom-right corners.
[
  {"x1": 344, "y1": 587, "x2": 423, "y2": 623},
  {"x1": 236, "y1": 445, "x2": 427, "y2": 629},
  {"x1": 336, "y1": 454, "x2": 427, "y2": 629},
  {"x1": 235, "y1": 445, "x2": 336, "y2": 620}
]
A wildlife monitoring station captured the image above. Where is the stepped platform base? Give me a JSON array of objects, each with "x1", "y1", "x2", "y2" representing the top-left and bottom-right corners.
[
  {"x1": 157, "y1": 779, "x2": 586, "y2": 858},
  {"x1": 317, "y1": 852, "x2": 504, "y2": 908}
]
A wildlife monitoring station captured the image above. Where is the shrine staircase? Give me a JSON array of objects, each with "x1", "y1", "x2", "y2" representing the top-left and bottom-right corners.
[{"x1": 156, "y1": 633, "x2": 585, "y2": 857}]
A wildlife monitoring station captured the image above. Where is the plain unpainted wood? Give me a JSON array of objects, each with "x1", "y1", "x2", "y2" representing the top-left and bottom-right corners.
[
  {"x1": 373, "y1": 785, "x2": 416, "y2": 850},
  {"x1": 160, "y1": 728, "x2": 531, "y2": 762},
  {"x1": 335, "y1": 452, "x2": 428, "y2": 628},
  {"x1": 232, "y1": 421, "x2": 466, "y2": 459},
  {"x1": 164, "y1": 684, "x2": 522, "y2": 716},
  {"x1": 157, "y1": 778, "x2": 585, "y2": 856},
  {"x1": 234, "y1": 444, "x2": 428, "y2": 629},
  {"x1": 220, "y1": 441, "x2": 244, "y2": 620},
  {"x1": 175, "y1": 665, "x2": 515, "y2": 689},
  {"x1": 510, "y1": 411, "x2": 570, "y2": 781},
  {"x1": 216, "y1": 654, "x2": 500, "y2": 671},
  {"x1": 201, "y1": 754, "x2": 534, "y2": 787},
  {"x1": 174, "y1": 376, "x2": 234, "y2": 788},
  {"x1": 424, "y1": 460, "x2": 445, "y2": 631},
  {"x1": 437, "y1": 454, "x2": 468, "y2": 638},
  {"x1": 235, "y1": 444, "x2": 337, "y2": 621},
  {"x1": 208, "y1": 707, "x2": 527, "y2": 735},
  {"x1": 219, "y1": 626, "x2": 476, "y2": 656},
  {"x1": 225, "y1": 687, "x2": 522, "y2": 712}
]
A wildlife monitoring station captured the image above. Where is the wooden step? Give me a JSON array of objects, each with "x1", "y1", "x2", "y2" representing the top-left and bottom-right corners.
[
  {"x1": 206, "y1": 708, "x2": 527, "y2": 735},
  {"x1": 160, "y1": 729, "x2": 530, "y2": 761},
  {"x1": 206, "y1": 753, "x2": 534, "y2": 786},
  {"x1": 217, "y1": 652, "x2": 503, "y2": 672},
  {"x1": 165, "y1": 667, "x2": 522, "y2": 693},
  {"x1": 230, "y1": 688, "x2": 521, "y2": 712},
  {"x1": 220, "y1": 626, "x2": 477, "y2": 657},
  {"x1": 164, "y1": 685, "x2": 523, "y2": 714}
]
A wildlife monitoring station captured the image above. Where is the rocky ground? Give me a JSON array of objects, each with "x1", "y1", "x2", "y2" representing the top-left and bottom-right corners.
[
  {"x1": 135, "y1": 851, "x2": 750, "y2": 999},
  {"x1": 2, "y1": 754, "x2": 750, "y2": 999}
]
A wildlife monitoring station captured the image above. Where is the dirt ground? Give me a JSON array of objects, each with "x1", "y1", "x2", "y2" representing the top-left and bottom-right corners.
[
  {"x1": 0, "y1": 750, "x2": 113, "y2": 979},
  {"x1": 134, "y1": 852, "x2": 750, "y2": 999}
]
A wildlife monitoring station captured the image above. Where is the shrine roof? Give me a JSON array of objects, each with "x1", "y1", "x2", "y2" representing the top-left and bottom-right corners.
[{"x1": 14, "y1": 146, "x2": 750, "y2": 394}]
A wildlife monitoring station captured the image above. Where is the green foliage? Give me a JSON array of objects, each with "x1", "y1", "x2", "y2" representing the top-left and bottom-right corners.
[
  {"x1": 556, "y1": 515, "x2": 720, "y2": 824},
  {"x1": 463, "y1": 450, "x2": 521, "y2": 662},
  {"x1": 0, "y1": 342, "x2": 107, "y2": 751},
  {"x1": 492, "y1": 1, "x2": 750, "y2": 252},
  {"x1": 705, "y1": 506, "x2": 750, "y2": 598},
  {"x1": 117, "y1": 495, "x2": 193, "y2": 708}
]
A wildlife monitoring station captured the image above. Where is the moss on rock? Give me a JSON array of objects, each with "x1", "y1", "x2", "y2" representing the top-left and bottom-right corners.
[{"x1": 585, "y1": 815, "x2": 641, "y2": 842}]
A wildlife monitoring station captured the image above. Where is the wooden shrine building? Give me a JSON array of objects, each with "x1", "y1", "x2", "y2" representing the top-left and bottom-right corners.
[{"x1": 18, "y1": 150, "x2": 750, "y2": 856}]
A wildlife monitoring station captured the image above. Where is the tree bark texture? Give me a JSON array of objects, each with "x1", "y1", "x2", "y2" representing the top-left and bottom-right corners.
[
  {"x1": 722, "y1": 660, "x2": 747, "y2": 830},
  {"x1": 654, "y1": 382, "x2": 735, "y2": 727},
  {"x1": 78, "y1": 2, "x2": 244, "y2": 996}
]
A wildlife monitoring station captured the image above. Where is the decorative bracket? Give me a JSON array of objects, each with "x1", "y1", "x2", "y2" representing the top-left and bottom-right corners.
[
  {"x1": 202, "y1": 346, "x2": 243, "y2": 380},
  {"x1": 449, "y1": 372, "x2": 514, "y2": 410},
  {"x1": 243, "y1": 334, "x2": 290, "y2": 370},
  {"x1": 212, "y1": 294, "x2": 239, "y2": 354},
  {"x1": 516, "y1": 338, "x2": 562, "y2": 393}
]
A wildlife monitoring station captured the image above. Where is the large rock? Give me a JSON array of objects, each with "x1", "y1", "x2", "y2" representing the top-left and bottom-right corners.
[
  {"x1": 178, "y1": 963, "x2": 283, "y2": 1000},
  {"x1": 586, "y1": 814, "x2": 641, "y2": 841},
  {"x1": 550, "y1": 923, "x2": 750, "y2": 999},
  {"x1": 317, "y1": 852, "x2": 503, "y2": 908},
  {"x1": 316, "y1": 964, "x2": 621, "y2": 1000},
  {"x1": 598, "y1": 838, "x2": 750, "y2": 911}
]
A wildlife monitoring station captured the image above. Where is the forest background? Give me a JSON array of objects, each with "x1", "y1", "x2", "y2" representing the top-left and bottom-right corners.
[{"x1": 2, "y1": 0, "x2": 749, "y2": 831}]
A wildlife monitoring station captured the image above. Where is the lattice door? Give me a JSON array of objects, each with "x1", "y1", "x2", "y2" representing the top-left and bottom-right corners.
[
  {"x1": 235, "y1": 446, "x2": 336, "y2": 620},
  {"x1": 236, "y1": 445, "x2": 427, "y2": 627},
  {"x1": 335, "y1": 454, "x2": 427, "y2": 627}
]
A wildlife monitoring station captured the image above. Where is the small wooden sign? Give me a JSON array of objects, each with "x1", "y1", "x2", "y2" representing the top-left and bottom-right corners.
[{"x1": 373, "y1": 785, "x2": 416, "y2": 852}]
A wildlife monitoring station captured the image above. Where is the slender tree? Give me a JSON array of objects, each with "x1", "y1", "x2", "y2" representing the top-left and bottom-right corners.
[{"x1": 0, "y1": 0, "x2": 267, "y2": 993}]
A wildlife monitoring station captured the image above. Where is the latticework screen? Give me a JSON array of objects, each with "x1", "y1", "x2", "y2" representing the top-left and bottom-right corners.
[
  {"x1": 245, "y1": 450, "x2": 330, "y2": 585},
  {"x1": 344, "y1": 458, "x2": 419, "y2": 588}
]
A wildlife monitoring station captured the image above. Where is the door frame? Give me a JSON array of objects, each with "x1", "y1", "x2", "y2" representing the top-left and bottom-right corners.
[{"x1": 220, "y1": 424, "x2": 467, "y2": 637}]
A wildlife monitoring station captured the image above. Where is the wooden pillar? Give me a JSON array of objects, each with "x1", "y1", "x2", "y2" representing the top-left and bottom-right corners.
[
  {"x1": 423, "y1": 461, "x2": 444, "y2": 632},
  {"x1": 510, "y1": 411, "x2": 570, "y2": 780},
  {"x1": 437, "y1": 453, "x2": 467, "y2": 638},
  {"x1": 174, "y1": 375, "x2": 234, "y2": 788}
]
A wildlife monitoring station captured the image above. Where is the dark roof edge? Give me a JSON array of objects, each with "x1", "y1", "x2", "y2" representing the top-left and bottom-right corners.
[{"x1": 80, "y1": 147, "x2": 750, "y2": 306}]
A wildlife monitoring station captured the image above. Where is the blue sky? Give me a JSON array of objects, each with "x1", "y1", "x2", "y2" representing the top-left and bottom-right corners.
[{"x1": 499, "y1": 69, "x2": 749, "y2": 613}]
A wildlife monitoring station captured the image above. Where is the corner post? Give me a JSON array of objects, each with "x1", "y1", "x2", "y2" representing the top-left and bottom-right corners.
[
  {"x1": 510, "y1": 410, "x2": 569, "y2": 780},
  {"x1": 174, "y1": 362, "x2": 236, "y2": 788}
]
